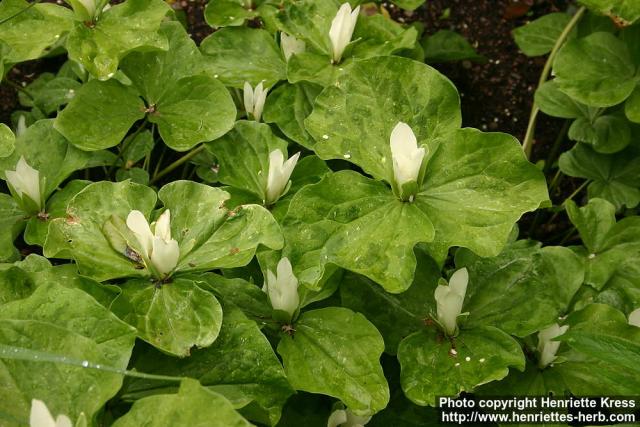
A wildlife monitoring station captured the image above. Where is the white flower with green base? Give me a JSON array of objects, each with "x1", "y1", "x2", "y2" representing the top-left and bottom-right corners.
[
  {"x1": 390, "y1": 122, "x2": 426, "y2": 202},
  {"x1": 281, "y1": 32, "x2": 306, "y2": 61},
  {"x1": 263, "y1": 257, "x2": 300, "y2": 323},
  {"x1": 265, "y1": 149, "x2": 300, "y2": 205},
  {"x1": 126, "y1": 209, "x2": 179, "y2": 279},
  {"x1": 434, "y1": 268, "x2": 468, "y2": 336},
  {"x1": 243, "y1": 81, "x2": 268, "y2": 122},
  {"x1": 5, "y1": 156, "x2": 44, "y2": 214},
  {"x1": 536, "y1": 323, "x2": 569, "y2": 368},
  {"x1": 329, "y1": 3, "x2": 360, "y2": 63},
  {"x1": 327, "y1": 407, "x2": 371, "y2": 427}
]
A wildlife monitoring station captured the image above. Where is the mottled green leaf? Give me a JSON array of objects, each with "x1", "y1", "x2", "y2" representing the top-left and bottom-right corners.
[
  {"x1": 568, "y1": 114, "x2": 630, "y2": 153},
  {"x1": 513, "y1": 13, "x2": 573, "y2": 56},
  {"x1": 422, "y1": 30, "x2": 484, "y2": 62},
  {"x1": 578, "y1": 0, "x2": 640, "y2": 25}
]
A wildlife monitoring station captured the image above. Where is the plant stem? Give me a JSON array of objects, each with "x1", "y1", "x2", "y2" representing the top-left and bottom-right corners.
[
  {"x1": 522, "y1": 6, "x2": 586, "y2": 158},
  {"x1": 543, "y1": 120, "x2": 570, "y2": 173},
  {"x1": 150, "y1": 145, "x2": 205, "y2": 184},
  {"x1": 3, "y1": 79, "x2": 33, "y2": 101},
  {"x1": 545, "y1": 179, "x2": 590, "y2": 226},
  {"x1": 108, "y1": 118, "x2": 148, "y2": 178}
]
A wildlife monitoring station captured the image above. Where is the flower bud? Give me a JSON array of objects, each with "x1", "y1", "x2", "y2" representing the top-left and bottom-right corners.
[
  {"x1": 281, "y1": 32, "x2": 306, "y2": 61},
  {"x1": 263, "y1": 257, "x2": 299, "y2": 322},
  {"x1": 243, "y1": 81, "x2": 268, "y2": 122},
  {"x1": 390, "y1": 122, "x2": 425, "y2": 199},
  {"x1": 537, "y1": 323, "x2": 568, "y2": 368},
  {"x1": 434, "y1": 268, "x2": 468, "y2": 336},
  {"x1": 5, "y1": 156, "x2": 43, "y2": 213},
  {"x1": 265, "y1": 149, "x2": 300, "y2": 205},
  {"x1": 329, "y1": 3, "x2": 360, "y2": 63}
]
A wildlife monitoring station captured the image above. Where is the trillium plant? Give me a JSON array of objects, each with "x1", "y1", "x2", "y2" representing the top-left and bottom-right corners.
[{"x1": 0, "y1": 0, "x2": 639, "y2": 426}]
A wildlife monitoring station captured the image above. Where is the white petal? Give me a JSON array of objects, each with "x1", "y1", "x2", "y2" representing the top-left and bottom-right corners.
[
  {"x1": 537, "y1": 323, "x2": 569, "y2": 367},
  {"x1": 266, "y1": 257, "x2": 299, "y2": 318},
  {"x1": 243, "y1": 81, "x2": 254, "y2": 117},
  {"x1": 77, "y1": 0, "x2": 96, "y2": 17},
  {"x1": 281, "y1": 32, "x2": 306, "y2": 61},
  {"x1": 390, "y1": 122, "x2": 418, "y2": 157},
  {"x1": 266, "y1": 149, "x2": 292, "y2": 204},
  {"x1": 6, "y1": 156, "x2": 41, "y2": 208},
  {"x1": 448, "y1": 267, "x2": 468, "y2": 297},
  {"x1": 327, "y1": 409, "x2": 348, "y2": 427},
  {"x1": 390, "y1": 122, "x2": 424, "y2": 186},
  {"x1": 126, "y1": 210, "x2": 154, "y2": 258},
  {"x1": 329, "y1": 3, "x2": 357, "y2": 62},
  {"x1": 30, "y1": 399, "x2": 56, "y2": 427},
  {"x1": 629, "y1": 308, "x2": 640, "y2": 327},
  {"x1": 150, "y1": 236, "x2": 179, "y2": 276},
  {"x1": 154, "y1": 209, "x2": 172, "y2": 241},
  {"x1": 253, "y1": 83, "x2": 268, "y2": 122},
  {"x1": 55, "y1": 415, "x2": 73, "y2": 427}
]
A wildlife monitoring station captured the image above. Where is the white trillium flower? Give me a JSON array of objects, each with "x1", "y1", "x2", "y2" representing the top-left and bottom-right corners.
[
  {"x1": 16, "y1": 115, "x2": 27, "y2": 137},
  {"x1": 629, "y1": 308, "x2": 640, "y2": 327},
  {"x1": 30, "y1": 399, "x2": 72, "y2": 427},
  {"x1": 263, "y1": 257, "x2": 299, "y2": 321},
  {"x1": 243, "y1": 81, "x2": 268, "y2": 122},
  {"x1": 265, "y1": 149, "x2": 300, "y2": 205},
  {"x1": 126, "y1": 209, "x2": 179, "y2": 278},
  {"x1": 329, "y1": 3, "x2": 360, "y2": 63},
  {"x1": 5, "y1": 156, "x2": 42, "y2": 211},
  {"x1": 280, "y1": 32, "x2": 306, "y2": 61},
  {"x1": 536, "y1": 323, "x2": 569, "y2": 368},
  {"x1": 434, "y1": 268, "x2": 468, "y2": 336},
  {"x1": 327, "y1": 408, "x2": 371, "y2": 427},
  {"x1": 390, "y1": 122, "x2": 425, "y2": 190}
]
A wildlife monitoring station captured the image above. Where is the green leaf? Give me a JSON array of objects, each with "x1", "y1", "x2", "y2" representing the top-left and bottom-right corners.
[
  {"x1": 578, "y1": 0, "x2": 640, "y2": 25},
  {"x1": 205, "y1": 121, "x2": 288, "y2": 201},
  {"x1": 200, "y1": 27, "x2": 287, "y2": 88},
  {"x1": 24, "y1": 180, "x2": 90, "y2": 247},
  {"x1": 535, "y1": 80, "x2": 585, "y2": 119},
  {"x1": 351, "y1": 14, "x2": 419, "y2": 59},
  {"x1": 0, "y1": 194, "x2": 25, "y2": 262},
  {"x1": 274, "y1": 0, "x2": 336, "y2": 54},
  {"x1": 283, "y1": 170, "x2": 434, "y2": 293},
  {"x1": 566, "y1": 198, "x2": 640, "y2": 290},
  {"x1": 0, "y1": 123, "x2": 15, "y2": 158},
  {"x1": 390, "y1": 0, "x2": 426, "y2": 11},
  {"x1": 456, "y1": 240, "x2": 584, "y2": 337},
  {"x1": 553, "y1": 32, "x2": 637, "y2": 107},
  {"x1": 513, "y1": 13, "x2": 573, "y2": 57},
  {"x1": 559, "y1": 144, "x2": 640, "y2": 209},
  {"x1": 204, "y1": 0, "x2": 258, "y2": 28},
  {"x1": 194, "y1": 272, "x2": 272, "y2": 320},
  {"x1": 263, "y1": 82, "x2": 323, "y2": 148},
  {"x1": 0, "y1": 0, "x2": 72, "y2": 64},
  {"x1": 0, "y1": 283, "x2": 136, "y2": 424},
  {"x1": 422, "y1": 30, "x2": 485, "y2": 62},
  {"x1": 305, "y1": 56, "x2": 461, "y2": 181},
  {"x1": 121, "y1": 22, "x2": 237, "y2": 150},
  {"x1": 112, "y1": 379, "x2": 252, "y2": 427},
  {"x1": 553, "y1": 304, "x2": 640, "y2": 395},
  {"x1": 339, "y1": 249, "x2": 441, "y2": 354},
  {"x1": 21, "y1": 75, "x2": 81, "y2": 115},
  {"x1": 114, "y1": 277, "x2": 222, "y2": 357},
  {"x1": 624, "y1": 85, "x2": 640, "y2": 123},
  {"x1": 122, "y1": 304, "x2": 293, "y2": 426},
  {"x1": 0, "y1": 266, "x2": 34, "y2": 306},
  {"x1": 54, "y1": 79, "x2": 145, "y2": 151},
  {"x1": 155, "y1": 180, "x2": 283, "y2": 273},
  {"x1": 285, "y1": 51, "x2": 343, "y2": 87},
  {"x1": 43, "y1": 180, "x2": 157, "y2": 281},
  {"x1": 568, "y1": 114, "x2": 631, "y2": 153},
  {"x1": 66, "y1": 0, "x2": 171, "y2": 80},
  {"x1": 397, "y1": 326, "x2": 525, "y2": 406},
  {"x1": 0, "y1": 120, "x2": 111, "y2": 198},
  {"x1": 414, "y1": 129, "x2": 548, "y2": 262},
  {"x1": 146, "y1": 74, "x2": 237, "y2": 151},
  {"x1": 277, "y1": 307, "x2": 389, "y2": 416}
]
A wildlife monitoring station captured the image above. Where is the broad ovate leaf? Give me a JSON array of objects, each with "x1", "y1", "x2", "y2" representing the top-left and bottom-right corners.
[
  {"x1": 513, "y1": 13, "x2": 573, "y2": 56},
  {"x1": 0, "y1": 284, "x2": 136, "y2": 424},
  {"x1": 578, "y1": 0, "x2": 640, "y2": 25},
  {"x1": 114, "y1": 277, "x2": 222, "y2": 357},
  {"x1": 277, "y1": 307, "x2": 389, "y2": 416},
  {"x1": 553, "y1": 32, "x2": 636, "y2": 107},
  {"x1": 112, "y1": 379, "x2": 251, "y2": 427},
  {"x1": 200, "y1": 27, "x2": 287, "y2": 88}
]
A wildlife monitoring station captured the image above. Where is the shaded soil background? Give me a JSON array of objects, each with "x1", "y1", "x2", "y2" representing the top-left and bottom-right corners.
[{"x1": 0, "y1": 0, "x2": 580, "y2": 242}]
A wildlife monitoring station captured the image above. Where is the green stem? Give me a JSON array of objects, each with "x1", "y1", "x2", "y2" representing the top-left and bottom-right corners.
[
  {"x1": 543, "y1": 120, "x2": 570, "y2": 173},
  {"x1": 108, "y1": 118, "x2": 148, "y2": 178},
  {"x1": 522, "y1": 6, "x2": 586, "y2": 158},
  {"x1": 3, "y1": 79, "x2": 34, "y2": 101},
  {"x1": 545, "y1": 179, "x2": 590, "y2": 226},
  {"x1": 150, "y1": 145, "x2": 205, "y2": 184}
]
